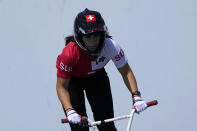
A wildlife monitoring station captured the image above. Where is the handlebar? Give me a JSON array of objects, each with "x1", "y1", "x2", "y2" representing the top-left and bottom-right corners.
[{"x1": 61, "y1": 100, "x2": 158, "y2": 124}]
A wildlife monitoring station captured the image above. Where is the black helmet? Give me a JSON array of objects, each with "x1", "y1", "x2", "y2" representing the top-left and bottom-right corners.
[{"x1": 74, "y1": 8, "x2": 107, "y2": 56}]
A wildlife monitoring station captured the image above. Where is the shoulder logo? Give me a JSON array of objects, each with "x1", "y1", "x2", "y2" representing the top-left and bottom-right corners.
[{"x1": 115, "y1": 49, "x2": 124, "y2": 61}]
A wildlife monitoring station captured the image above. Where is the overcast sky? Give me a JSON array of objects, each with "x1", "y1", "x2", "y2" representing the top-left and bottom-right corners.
[{"x1": 0, "y1": 0, "x2": 197, "y2": 131}]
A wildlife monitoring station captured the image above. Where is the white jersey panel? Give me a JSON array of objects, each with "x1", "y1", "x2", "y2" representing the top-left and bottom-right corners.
[
  {"x1": 107, "y1": 38, "x2": 128, "y2": 68},
  {"x1": 91, "y1": 38, "x2": 127, "y2": 70}
]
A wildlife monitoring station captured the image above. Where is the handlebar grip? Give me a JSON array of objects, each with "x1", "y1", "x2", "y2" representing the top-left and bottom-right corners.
[
  {"x1": 146, "y1": 100, "x2": 158, "y2": 107},
  {"x1": 61, "y1": 116, "x2": 86, "y2": 123},
  {"x1": 61, "y1": 118, "x2": 68, "y2": 123}
]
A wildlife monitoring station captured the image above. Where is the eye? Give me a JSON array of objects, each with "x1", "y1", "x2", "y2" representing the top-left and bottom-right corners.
[
  {"x1": 92, "y1": 32, "x2": 101, "y2": 37},
  {"x1": 83, "y1": 34, "x2": 92, "y2": 39},
  {"x1": 83, "y1": 32, "x2": 101, "y2": 39},
  {"x1": 83, "y1": 35, "x2": 90, "y2": 39}
]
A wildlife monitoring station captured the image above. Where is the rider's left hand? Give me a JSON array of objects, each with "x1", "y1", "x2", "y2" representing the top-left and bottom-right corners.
[{"x1": 133, "y1": 96, "x2": 147, "y2": 113}]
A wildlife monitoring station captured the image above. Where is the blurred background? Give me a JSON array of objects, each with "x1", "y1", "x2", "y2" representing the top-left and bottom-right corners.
[{"x1": 0, "y1": 0, "x2": 196, "y2": 130}]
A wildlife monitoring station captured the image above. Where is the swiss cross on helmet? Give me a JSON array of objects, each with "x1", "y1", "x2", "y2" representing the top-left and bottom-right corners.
[{"x1": 74, "y1": 8, "x2": 108, "y2": 56}]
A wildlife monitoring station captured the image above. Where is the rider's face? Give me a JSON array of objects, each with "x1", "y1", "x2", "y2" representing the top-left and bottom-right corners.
[{"x1": 82, "y1": 32, "x2": 101, "y2": 52}]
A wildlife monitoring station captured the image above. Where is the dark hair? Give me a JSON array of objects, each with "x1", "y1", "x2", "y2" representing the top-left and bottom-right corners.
[
  {"x1": 64, "y1": 35, "x2": 75, "y2": 46},
  {"x1": 64, "y1": 33, "x2": 112, "y2": 46}
]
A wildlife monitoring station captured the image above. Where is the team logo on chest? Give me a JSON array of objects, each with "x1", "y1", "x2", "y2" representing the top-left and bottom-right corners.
[
  {"x1": 91, "y1": 56, "x2": 107, "y2": 71},
  {"x1": 96, "y1": 56, "x2": 106, "y2": 65}
]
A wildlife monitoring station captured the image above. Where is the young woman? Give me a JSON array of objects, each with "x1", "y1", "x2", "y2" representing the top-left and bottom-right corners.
[{"x1": 56, "y1": 8, "x2": 147, "y2": 131}]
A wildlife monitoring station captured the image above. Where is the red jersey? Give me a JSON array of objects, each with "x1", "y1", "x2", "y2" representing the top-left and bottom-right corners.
[{"x1": 56, "y1": 38, "x2": 128, "y2": 79}]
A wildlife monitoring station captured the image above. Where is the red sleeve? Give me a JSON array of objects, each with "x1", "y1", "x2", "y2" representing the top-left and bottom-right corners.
[{"x1": 56, "y1": 47, "x2": 74, "y2": 79}]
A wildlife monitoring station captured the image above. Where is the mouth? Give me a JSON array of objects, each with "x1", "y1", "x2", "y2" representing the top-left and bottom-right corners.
[{"x1": 88, "y1": 46, "x2": 97, "y2": 50}]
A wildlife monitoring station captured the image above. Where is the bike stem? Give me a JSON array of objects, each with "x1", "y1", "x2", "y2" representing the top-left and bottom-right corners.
[{"x1": 126, "y1": 109, "x2": 136, "y2": 131}]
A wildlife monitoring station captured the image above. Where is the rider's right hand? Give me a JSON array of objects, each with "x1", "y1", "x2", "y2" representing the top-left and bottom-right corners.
[{"x1": 66, "y1": 109, "x2": 81, "y2": 124}]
